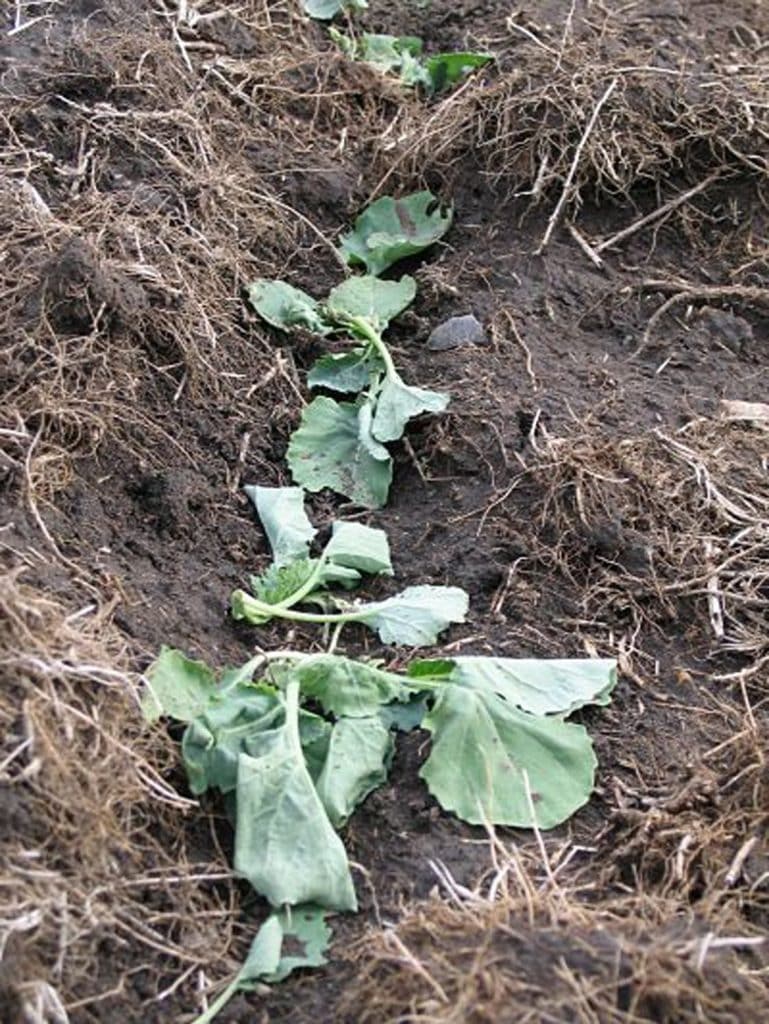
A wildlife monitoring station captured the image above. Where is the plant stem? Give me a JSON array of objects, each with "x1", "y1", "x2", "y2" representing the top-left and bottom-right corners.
[
  {"x1": 274, "y1": 553, "x2": 329, "y2": 610},
  {"x1": 349, "y1": 317, "x2": 397, "y2": 380},
  {"x1": 234, "y1": 591, "x2": 369, "y2": 627},
  {"x1": 190, "y1": 973, "x2": 243, "y2": 1024}
]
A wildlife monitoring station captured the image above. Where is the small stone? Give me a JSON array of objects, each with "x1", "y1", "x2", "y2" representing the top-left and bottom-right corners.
[{"x1": 427, "y1": 314, "x2": 487, "y2": 351}]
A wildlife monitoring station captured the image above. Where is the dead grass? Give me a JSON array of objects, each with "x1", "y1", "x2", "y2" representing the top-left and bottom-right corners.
[
  {"x1": 524, "y1": 413, "x2": 769, "y2": 678},
  {"x1": 0, "y1": 566, "x2": 247, "y2": 1020},
  {"x1": 342, "y1": 714, "x2": 768, "y2": 1023},
  {"x1": 376, "y1": 2, "x2": 769, "y2": 216}
]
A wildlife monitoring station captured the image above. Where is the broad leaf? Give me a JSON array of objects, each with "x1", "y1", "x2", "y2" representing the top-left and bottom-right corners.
[
  {"x1": 194, "y1": 906, "x2": 331, "y2": 1023},
  {"x1": 287, "y1": 396, "x2": 392, "y2": 508},
  {"x1": 142, "y1": 646, "x2": 217, "y2": 723},
  {"x1": 303, "y1": 0, "x2": 367, "y2": 20},
  {"x1": 182, "y1": 686, "x2": 283, "y2": 795},
  {"x1": 357, "y1": 398, "x2": 390, "y2": 462},
  {"x1": 308, "y1": 349, "x2": 380, "y2": 393},
  {"x1": 338, "y1": 192, "x2": 453, "y2": 276},
  {"x1": 411, "y1": 657, "x2": 617, "y2": 716},
  {"x1": 326, "y1": 275, "x2": 416, "y2": 330},
  {"x1": 293, "y1": 655, "x2": 409, "y2": 716},
  {"x1": 245, "y1": 485, "x2": 316, "y2": 566},
  {"x1": 423, "y1": 52, "x2": 493, "y2": 94},
  {"x1": 246, "y1": 279, "x2": 330, "y2": 335},
  {"x1": 259, "y1": 906, "x2": 331, "y2": 983},
  {"x1": 379, "y1": 694, "x2": 428, "y2": 732},
  {"x1": 420, "y1": 685, "x2": 597, "y2": 829},
  {"x1": 325, "y1": 520, "x2": 393, "y2": 576},
  {"x1": 234, "y1": 685, "x2": 357, "y2": 911},
  {"x1": 372, "y1": 372, "x2": 449, "y2": 442},
  {"x1": 316, "y1": 716, "x2": 393, "y2": 827},
  {"x1": 353, "y1": 584, "x2": 469, "y2": 646}
]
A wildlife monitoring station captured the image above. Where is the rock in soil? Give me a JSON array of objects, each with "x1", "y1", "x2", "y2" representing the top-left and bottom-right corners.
[{"x1": 427, "y1": 313, "x2": 488, "y2": 351}]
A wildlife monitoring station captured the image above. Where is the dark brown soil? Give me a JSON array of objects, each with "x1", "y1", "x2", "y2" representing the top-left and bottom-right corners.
[{"x1": 1, "y1": 1, "x2": 768, "y2": 1022}]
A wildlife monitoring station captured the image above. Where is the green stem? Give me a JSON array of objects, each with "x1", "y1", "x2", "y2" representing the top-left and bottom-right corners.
[
  {"x1": 190, "y1": 972, "x2": 243, "y2": 1024},
  {"x1": 273, "y1": 552, "x2": 329, "y2": 610},
  {"x1": 349, "y1": 317, "x2": 397, "y2": 380},
  {"x1": 234, "y1": 591, "x2": 368, "y2": 627}
]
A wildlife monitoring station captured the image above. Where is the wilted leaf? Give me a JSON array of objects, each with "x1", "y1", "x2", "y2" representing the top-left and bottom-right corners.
[
  {"x1": 182, "y1": 686, "x2": 283, "y2": 794},
  {"x1": 142, "y1": 646, "x2": 217, "y2": 723},
  {"x1": 308, "y1": 349, "x2": 380, "y2": 393},
  {"x1": 338, "y1": 192, "x2": 453, "y2": 276},
  {"x1": 420, "y1": 684, "x2": 598, "y2": 828},
  {"x1": 194, "y1": 906, "x2": 331, "y2": 1023},
  {"x1": 353, "y1": 584, "x2": 469, "y2": 646},
  {"x1": 372, "y1": 372, "x2": 449, "y2": 442},
  {"x1": 303, "y1": 0, "x2": 367, "y2": 20},
  {"x1": 287, "y1": 396, "x2": 392, "y2": 508},
  {"x1": 411, "y1": 657, "x2": 618, "y2": 716},
  {"x1": 315, "y1": 716, "x2": 393, "y2": 827},
  {"x1": 326, "y1": 274, "x2": 417, "y2": 330},
  {"x1": 245, "y1": 485, "x2": 317, "y2": 567},
  {"x1": 234, "y1": 685, "x2": 357, "y2": 911},
  {"x1": 293, "y1": 655, "x2": 409, "y2": 717},
  {"x1": 325, "y1": 520, "x2": 393, "y2": 576},
  {"x1": 246, "y1": 279, "x2": 331, "y2": 334}
]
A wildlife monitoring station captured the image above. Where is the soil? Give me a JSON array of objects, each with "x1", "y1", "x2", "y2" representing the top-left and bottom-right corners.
[{"x1": 1, "y1": 1, "x2": 768, "y2": 1023}]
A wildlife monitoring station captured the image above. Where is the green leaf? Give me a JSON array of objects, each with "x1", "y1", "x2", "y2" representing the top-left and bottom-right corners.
[
  {"x1": 191, "y1": 906, "x2": 331, "y2": 1024},
  {"x1": 316, "y1": 716, "x2": 393, "y2": 827},
  {"x1": 308, "y1": 349, "x2": 381, "y2": 393},
  {"x1": 331, "y1": 31, "x2": 427, "y2": 86},
  {"x1": 378, "y1": 694, "x2": 428, "y2": 732},
  {"x1": 237, "y1": 905, "x2": 331, "y2": 989},
  {"x1": 245, "y1": 559, "x2": 324, "y2": 620},
  {"x1": 304, "y1": 0, "x2": 367, "y2": 20},
  {"x1": 372, "y1": 372, "x2": 449, "y2": 442},
  {"x1": 325, "y1": 520, "x2": 393, "y2": 576},
  {"x1": 240, "y1": 914, "x2": 282, "y2": 979},
  {"x1": 246, "y1": 279, "x2": 331, "y2": 335},
  {"x1": 245, "y1": 485, "x2": 317, "y2": 566},
  {"x1": 182, "y1": 686, "x2": 283, "y2": 795},
  {"x1": 423, "y1": 52, "x2": 493, "y2": 94},
  {"x1": 355, "y1": 584, "x2": 469, "y2": 646},
  {"x1": 338, "y1": 192, "x2": 453, "y2": 276},
  {"x1": 326, "y1": 275, "x2": 416, "y2": 330},
  {"x1": 287, "y1": 396, "x2": 393, "y2": 508},
  {"x1": 298, "y1": 713, "x2": 333, "y2": 783},
  {"x1": 354, "y1": 33, "x2": 424, "y2": 71},
  {"x1": 261, "y1": 906, "x2": 331, "y2": 982},
  {"x1": 142, "y1": 646, "x2": 217, "y2": 723},
  {"x1": 446, "y1": 657, "x2": 618, "y2": 715},
  {"x1": 234, "y1": 683, "x2": 357, "y2": 911},
  {"x1": 293, "y1": 655, "x2": 410, "y2": 717},
  {"x1": 420, "y1": 685, "x2": 598, "y2": 829}
]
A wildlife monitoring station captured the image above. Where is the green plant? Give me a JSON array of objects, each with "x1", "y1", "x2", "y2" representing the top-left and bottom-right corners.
[
  {"x1": 246, "y1": 192, "x2": 453, "y2": 508},
  {"x1": 144, "y1": 644, "x2": 616, "y2": 1018},
  {"x1": 145, "y1": 485, "x2": 617, "y2": 1020},
  {"x1": 230, "y1": 486, "x2": 468, "y2": 644},
  {"x1": 330, "y1": 30, "x2": 493, "y2": 94}
]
